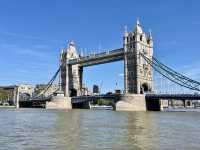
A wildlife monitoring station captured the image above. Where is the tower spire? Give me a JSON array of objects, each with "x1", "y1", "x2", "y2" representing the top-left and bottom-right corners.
[
  {"x1": 136, "y1": 19, "x2": 140, "y2": 26},
  {"x1": 134, "y1": 19, "x2": 143, "y2": 34},
  {"x1": 148, "y1": 29, "x2": 153, "y2": 40},
  {"x1": 124, "y1": 25, "x2": 128, "y2": 37}
]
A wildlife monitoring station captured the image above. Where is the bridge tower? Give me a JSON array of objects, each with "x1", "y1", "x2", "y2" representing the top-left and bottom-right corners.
[
  {"x1": 60, "y1": 41, "x2": 82, "y2": 97},
  {"x1": 124, "y1": 20, "x2": 153, "y2": 94}
]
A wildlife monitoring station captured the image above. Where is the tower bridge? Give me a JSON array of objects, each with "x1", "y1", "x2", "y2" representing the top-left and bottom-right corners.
[
  {"x1": 60, "y1": 20, "x2": 153, "y2": 99},
  {"x1": 17, "y1": 20, "x2": 200, "y2": 111}
]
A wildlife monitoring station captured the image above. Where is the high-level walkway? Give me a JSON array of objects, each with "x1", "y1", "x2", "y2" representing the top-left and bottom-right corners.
[{"x1": 68, "y1": 48, "x2": 124, "y2": 67}]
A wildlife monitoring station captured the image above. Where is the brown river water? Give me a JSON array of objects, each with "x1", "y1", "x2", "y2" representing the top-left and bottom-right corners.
[{"x1": 0, "y1": 108, "x2": 200, "y2": 150}]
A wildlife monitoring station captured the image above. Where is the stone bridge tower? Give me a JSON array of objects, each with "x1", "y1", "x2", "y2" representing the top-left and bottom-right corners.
[
  {"x1": 124, "y1": 20, "x2": 153, "y2": 94},
  {"x1": 60, "y1": 42, "x2": 82, "y2": 97}
]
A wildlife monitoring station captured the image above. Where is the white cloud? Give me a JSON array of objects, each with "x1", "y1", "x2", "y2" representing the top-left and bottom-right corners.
[
  {"x1": 0, "y1": 42, "x2": 55, "y2": 59},
  {"x1": 0, "y1": 30, "x2": 63, "y2": 44},
  {"x1": 118, "y1": 73, "x2": 124, "y2": 77},
  {"x1": 17, "y1": 48, "x2": 48, "y2": 58}
]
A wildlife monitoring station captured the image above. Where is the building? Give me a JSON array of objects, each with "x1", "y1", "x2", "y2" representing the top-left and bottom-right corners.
[
  {"x1": 80, "y1": 84, "x2": 92, "y2": 96},
  {"x1": 34, "y1": 84, "x2": 59, "y2": 97},
  {"x1": 60, "y1": 42, "x2": 82, "y2": 97},
  {"x1": 60, "y1": 20, "x2": 153, "y2": 96},
  {"x1": 93, "y1": 85, "x2": 99, "y2": 94},
  {"x1": 17, "y1": 84, "x2": 34, "y2": 101},
  {"x1": 124, "y1": 20, "x2": 153, "y2": 94},
  {"x1": 18, "y1": 84, "x2": 34, "y2": 96}
]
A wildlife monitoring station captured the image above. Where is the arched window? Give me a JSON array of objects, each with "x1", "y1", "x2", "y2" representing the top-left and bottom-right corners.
[
  {"x1": 147, "y1": 39, "x2": 150, "y2": 44},
  {"x1": 140, "y1": 35, "x2": 143, "y2": 41}
]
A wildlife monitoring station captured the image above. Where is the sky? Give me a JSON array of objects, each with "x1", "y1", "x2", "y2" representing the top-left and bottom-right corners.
[{"x1": 0, "y1": 0, "x2": 200, "y2": 93}]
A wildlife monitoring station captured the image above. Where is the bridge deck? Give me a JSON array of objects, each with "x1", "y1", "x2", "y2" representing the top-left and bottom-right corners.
[
  {"x1": 19, "y1": 94, "x2": 200, "y2": 108},
  {"x1": 145, "y1": 94, "x2": 200, "y2": 100},
  {"x1": 67, "y1": 48, "x2": 124, "y2": 67}
]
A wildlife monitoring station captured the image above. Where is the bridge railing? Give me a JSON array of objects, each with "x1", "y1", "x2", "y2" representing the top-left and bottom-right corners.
[{"x1": 67, "y1": 48, "x2": 124, "y2": 65}]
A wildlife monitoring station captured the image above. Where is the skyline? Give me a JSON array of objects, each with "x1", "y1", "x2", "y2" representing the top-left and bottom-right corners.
[{"x1": 0, "y1": 0, "x2": 200, "y2": 93}]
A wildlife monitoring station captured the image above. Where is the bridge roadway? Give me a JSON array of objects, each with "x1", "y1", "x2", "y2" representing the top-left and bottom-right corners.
[
  {"x1": 67, "y1": 48, "x2": 124, "y2": 67},
  {"x1": 19, "y1": 93, "x2": 200, "y2": 108},
  {"x1": 145, "y1": 94, "x2": 200, "y2": 100},
  {"x1": 71, "y1": 94, "x2": 120, "y2": 103},
  {"x1": 72, "y1": 93, "x2": 200, "y2": 103}
]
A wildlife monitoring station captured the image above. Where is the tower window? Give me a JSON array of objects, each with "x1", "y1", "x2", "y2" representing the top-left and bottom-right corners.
[
  {"x1": 147, "y1": 39, "x2": 150, "y2": 44},
  {"x1": 140, "y1": 35, "x2": 143, "y2": 41}
]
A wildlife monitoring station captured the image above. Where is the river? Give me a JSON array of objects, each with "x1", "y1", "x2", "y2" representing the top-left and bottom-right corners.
[{"x1": 0, "y1": 108, "x2": 200, "y2": 150}]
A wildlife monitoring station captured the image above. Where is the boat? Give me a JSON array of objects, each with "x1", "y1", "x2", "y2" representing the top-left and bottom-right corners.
[{"x1": 90, "y1": 105, "x2": 113, "y2": 110}]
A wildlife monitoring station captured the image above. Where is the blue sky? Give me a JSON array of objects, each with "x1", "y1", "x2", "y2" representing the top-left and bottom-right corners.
[{"x1": 0, "y1": 0, "x2": 200, "y2": 93}]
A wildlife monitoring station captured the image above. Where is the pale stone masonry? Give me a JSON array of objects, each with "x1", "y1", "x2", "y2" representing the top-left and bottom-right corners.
[
  {"x1": 60, "y1": 42, "x2": 82, "y2": 97},
  {"x1": 124, "y1": 20, "x2": 153, "y2": 94},
  {"x1": 116, "y1": 94, "x2": 146, "y2": 111},
  {"x1": 60, "y1": 20, "x2": 153, "y2": 97},
  {"x1": 58, "y1": 20, "x2": 154, "y2": 111}
]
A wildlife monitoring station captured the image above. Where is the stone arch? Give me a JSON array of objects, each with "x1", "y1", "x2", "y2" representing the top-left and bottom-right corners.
[
  {"x1": 70, "y1": 88, "x2": 77, "y2": 97},
  {"x1": 140, "y1": 35, "x2": 143, "y2": 41},
  {"x1": 19, "y1": 93, "x2": 31, "y2": 101},
  {"x1": 186, "y1": 100, "x2": 192, "y2": 107},
  {"x1": 140, "y1": 83, "x2": 149, "y2": 94}
]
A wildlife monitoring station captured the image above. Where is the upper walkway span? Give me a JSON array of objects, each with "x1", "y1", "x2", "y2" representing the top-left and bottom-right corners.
[{"x1": 67, "y1": 48, "x2": 124, "y2": 67}]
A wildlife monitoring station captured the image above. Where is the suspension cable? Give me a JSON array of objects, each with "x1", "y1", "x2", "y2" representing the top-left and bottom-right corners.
[
  {"x1": 34, "y1": 67, "x2": 61, "y2": 98},
  {"x1": 140, "y1": 53, "x2": 200, "y2": 91}
]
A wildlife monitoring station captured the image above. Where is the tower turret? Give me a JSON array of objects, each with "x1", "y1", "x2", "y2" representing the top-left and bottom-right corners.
[
  {"x1": 66, "y1": 41, "x2": 79, "y2": 59},
  {"x1": 134, "y1": 20, "x2": 143, "y2": 34},
  {"x1": 147, "y1": 30, "x2": 153, "y2": 47},
  {"x1": 124, "y1": 20, "x2": 153, "y2": 94}
]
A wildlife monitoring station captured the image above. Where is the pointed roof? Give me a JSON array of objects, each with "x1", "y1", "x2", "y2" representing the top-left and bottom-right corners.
[
  {"x1": 124, "y1": 25, "x2": 128, "y2": 37},
  {"x1": 147, "y1": 29, "x2": 153, "y2": 40},
  {"x1": 69, "y1": 41, "x2": 75, "y2": 47},
  {"x1": 67, "y1": 41, "x2": 78, "y2": 59},
  {"x1": 134, "y1": 19, "x2": 143, "y2": 34}
]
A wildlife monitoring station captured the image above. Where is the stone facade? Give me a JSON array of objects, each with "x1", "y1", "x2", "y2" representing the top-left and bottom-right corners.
[
  {"x1": 46, "y1": 93, "x2": 72, "y2": 109},
  {"x1": 60, "y1": 42, "x2": 82, "y2": 97},
  {"x1": 116, "y1": 94, "x2": 146, "y2": 111},
  {"x1": 18, "y1": 84, "x2": 34, "y2": 96},
  {"x1": 124, "y1": 20, "x2": 153, "y2": 94},
  {"x1": 60, "y1": 20, "x2": 153, "y2": 99}
]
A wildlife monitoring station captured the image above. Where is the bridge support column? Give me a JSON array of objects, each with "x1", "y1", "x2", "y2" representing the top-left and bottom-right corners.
[
  {"x1": 116, "y1": 94, "x2": 146, "y2": 111},
  {"x1": 46, "y1": 94, "x2": 72, "y2": 110},
  {"x1": 13, "y1": 87, "x2": 19, "y2": 109}
]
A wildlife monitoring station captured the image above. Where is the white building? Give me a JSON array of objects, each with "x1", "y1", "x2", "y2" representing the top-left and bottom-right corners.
[{"x1": 18, "y1": 84, "x2": 34, "y2": 96}]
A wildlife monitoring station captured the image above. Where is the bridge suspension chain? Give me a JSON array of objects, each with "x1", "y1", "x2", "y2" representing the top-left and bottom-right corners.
[
  {"x1": 140, "y1": 53, "x2": 200, "y2": 91},
  {"x1": 33, "y1": 67, "x2": 61, "y2": 98}
]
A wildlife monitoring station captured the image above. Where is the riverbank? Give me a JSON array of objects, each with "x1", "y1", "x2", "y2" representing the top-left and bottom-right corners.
[{"x1": 0, "y1": 105, "x2": 15, "y2": 108}]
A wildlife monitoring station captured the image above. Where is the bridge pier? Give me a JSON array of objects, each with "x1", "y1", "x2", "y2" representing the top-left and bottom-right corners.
[
  {"x1": 46, "y1": 92, "x2": 72, "y2": 109},
  {"x1": 116, "y1": 94, "x2": 165, "y2": 111},
  {"x1": 116, "y1": 94, "x2": 146, "y2": 111}
]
